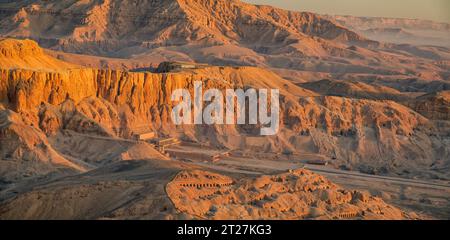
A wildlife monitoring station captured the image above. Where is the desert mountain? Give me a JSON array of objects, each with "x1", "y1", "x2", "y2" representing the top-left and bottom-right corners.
[
  {"x1": 326, "y1": 15, "x2": 450, "y2": 32},
  {"x1": 166, "y1": 169, "x2": 414, "y2": 220},
  {"x1": 0, "y1": 160, "x2": 418, "y2": 220},
  {"x1": 0, "y1": 38, "x2": 448, "y2": 182},
  {"x1": 0, "y1": 38, "x2": 77, "y2": 70},
  {"x1": 1, "y1": 0, "x2": 448, "y2": 84},
  {"x1": 0, "y1": 0, "x2": 365, "y2": 47},
  {"x1": 0, "y1": 109, "x2": 85, "y2": 182},
  {"x1": 409, "y1": 91, "x2": 450, "y2": 121},
  {"x1": 0, "y1": 1, "x2": 449, "y2": 220},
  {"x1": 325, "y1": 15, "x2": 450, "y2": 48},
  {"x1": 300, "y1": 79, "x2": 416, "y2": 102}
]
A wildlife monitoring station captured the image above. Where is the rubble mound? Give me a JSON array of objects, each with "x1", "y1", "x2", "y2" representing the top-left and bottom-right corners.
[{"x1": 167, "y1": 169, "x2": 415, "y2": 219}]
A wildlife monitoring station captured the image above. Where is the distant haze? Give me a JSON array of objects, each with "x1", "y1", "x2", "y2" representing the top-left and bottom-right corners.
[{"x1": 243, "y1": 0, "x2": 450, "y2": 23}]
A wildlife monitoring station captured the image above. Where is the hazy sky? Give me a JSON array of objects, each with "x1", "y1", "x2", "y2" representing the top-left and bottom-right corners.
[{"x1": 243, "y1": 0, "x2": 450, "y2": 23}]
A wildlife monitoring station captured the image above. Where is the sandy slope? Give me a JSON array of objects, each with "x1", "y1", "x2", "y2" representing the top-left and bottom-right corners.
[
  {"x1": 0, "y1": 38, "x2": 77, "y2": 70},
  {"x1": 324, "y1": 15, "x2": 450, "y2": 47}
]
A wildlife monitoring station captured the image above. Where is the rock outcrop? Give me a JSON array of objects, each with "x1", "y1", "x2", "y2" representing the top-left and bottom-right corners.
[
  {"x1": 166, "y1": 169, "x2": 415, "y2": 219},
  {"x1": 300, "y1": 79, "x2": 414, "y2": 102},
  {"x1": 0, "y1": 38, "x2": 448, "y2": 179},
  {"x1": 410, "y1": 91, "x2": 450, "y2": 121},
  {"x1": 0, "y1": 109, "x2": 82, "y2": 169},
  {"x1": 1, "y1": 0, "x2": 447, "y2": 84},
  {"x1": 0, "y1": 0, "x2": 366, "y2": 50},
  {"x1": 0, "y1": 38, "x2": 77, "y2": 70}
]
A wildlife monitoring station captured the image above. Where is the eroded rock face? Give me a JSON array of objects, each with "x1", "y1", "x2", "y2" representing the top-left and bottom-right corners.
[
  {"x1": 300, "y1": 79, "x2": 413, "y2": 102},
  {"x1": 0, "y1": 39, "x2": 448, "y2": 179},
  {"x1": 0, "y1": 66, "x2": 447, "y2": 177},
  {"x1": 0, "y1": 109, "x2": 85, "y2": 183},
  {"x1": 0, "y1": 110, "x2": 78, "y2": 167},
  {"x1": 410, "y1": 91, "x2": 450, "y2": 121},
  {"x1": 166, "y1": 169, "x2": 414, "y2": 219},
  {"x1": 0, "y1": 0, "x2": 366, "y2": 54},
  {"x1": 0, "y1": 65, "x2": 432, "y2": 138}
]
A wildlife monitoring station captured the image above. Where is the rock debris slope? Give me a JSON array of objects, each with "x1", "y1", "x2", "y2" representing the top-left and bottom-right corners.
[{"x1": 166, "y1": 169, "x2": 416, "y2": 219}]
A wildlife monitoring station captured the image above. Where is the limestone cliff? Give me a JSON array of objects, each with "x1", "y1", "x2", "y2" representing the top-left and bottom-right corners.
[
  {"x1": 0, "y1": 39, "x2": 448, "y2": 180},
  {"x1": 1, "y1": 65, "x2": 447, "y2": 178}
]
